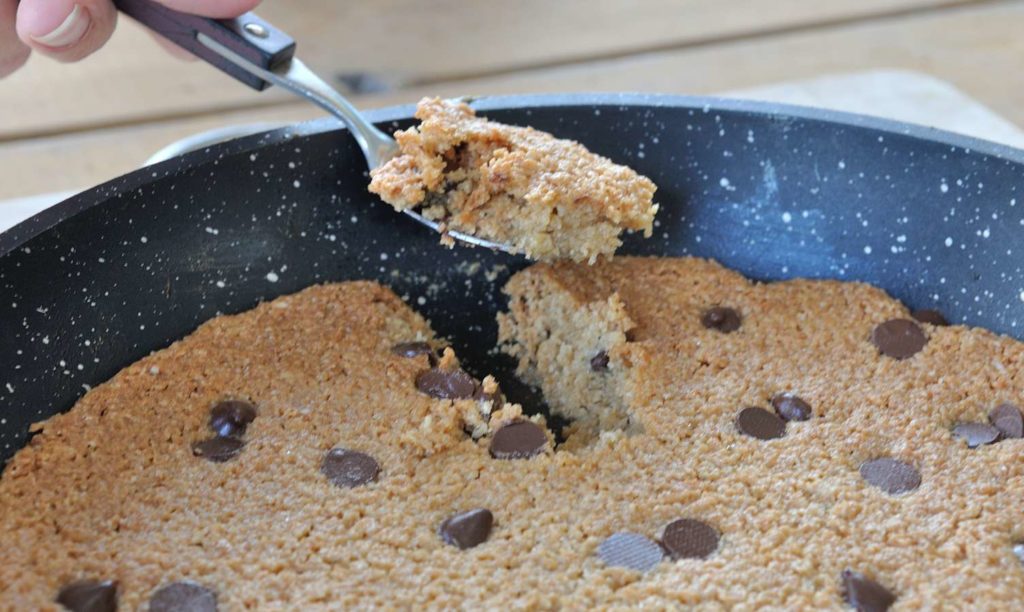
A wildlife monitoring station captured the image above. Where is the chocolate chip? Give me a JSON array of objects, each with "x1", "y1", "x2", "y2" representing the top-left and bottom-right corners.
[
  {"x1": 489, "y1": 421, "x2": 547, "y2": 459},
  {"x1": 701, "y1": 307, "x2": 741, "y2": 333},
  {"x1": 597, "y1": 532, "x2": 664, "y2": 571},
  {"x1": 439, "y1": 508, "x2": 493, "y2": 549},
  {"x1": 320, "y1": 448, "x2": 380, "y2": 488},
  {"x1": 590, "y1": 351, "x2": 610, "y2": 372},
  {"x1": 736, "y1": 407, "x2": 786, "y2": 440},
  {"x1": 661, "y1": 519, "x2": 719, "y2": 560},
  {"x1": 56, "y1": 580, "x2": 117, "y2": 612},
  {"x1": 149, "y1": 581, "x2": 218, "y2": 612},
  {"x1": 191, "y1": 436, "x2": 244, "y2": 463},
  {"x1": 871, "y1": 319, "x2": 927, "y2": 360},
  {"x1": 771, "y1": 393, "x2": 812, "y2": 422},
  {"x1": 841, "y1": 569, "x2": 896, "y2": 612},
  {"x1": 391, "y1": 341, "x2": 437, "y2": 365},
  {"x1": 859, "y1": 458, "x2": 920, "y2": 495},
  {"x1": 952, "y1": 422, "x2": 1000, "y2": 448},
  {"x1": 911, "y1": 309, "x2": 948, "y2": 326},
  {"x1": 209, "y1": 399, "x2": 256, "y2": 438},
  {"x1": 415, "y1": 367, "x2": 478, "y2": 399},
  {"x1": 989, "y1": 403, "x2": 1023, "y2": 439}
]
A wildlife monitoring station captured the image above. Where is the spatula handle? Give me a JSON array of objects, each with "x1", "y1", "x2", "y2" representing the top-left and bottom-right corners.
[{"x1": 113, "y1": 0, "x2": 296, "y2": 91}]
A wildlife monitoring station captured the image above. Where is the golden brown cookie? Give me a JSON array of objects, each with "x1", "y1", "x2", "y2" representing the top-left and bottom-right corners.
[
  {"x1": 6, "y1": 258, "x2": 1024, "y2": 609},
  {"x1": 369, "y1": 98, "x2": 657, "y2": 262},
  {"x1": 498, "y1": 256, "x2": 1024, "y2": 609}
]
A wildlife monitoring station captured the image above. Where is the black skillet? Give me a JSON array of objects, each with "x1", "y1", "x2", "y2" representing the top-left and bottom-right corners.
[{"x1": 2, "y1": 12, "x2": 1024, "y2": 464}]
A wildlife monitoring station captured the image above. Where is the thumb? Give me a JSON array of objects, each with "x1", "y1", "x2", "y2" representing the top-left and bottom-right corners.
[
  {"x1": 0, "y1": 0, "x2": 30, "y2": 76},
  {"x1": 16, "y1": 0, "x2": 117, "y2": 63}
]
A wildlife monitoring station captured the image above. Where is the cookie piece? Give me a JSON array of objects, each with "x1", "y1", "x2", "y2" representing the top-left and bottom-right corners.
[{"x1": 368, "y1": 98, "x2": 658, "y2": 262}]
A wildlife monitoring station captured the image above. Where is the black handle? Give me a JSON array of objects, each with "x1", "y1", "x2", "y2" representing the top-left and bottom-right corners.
[{"x1": 113, "y1": 0, "x2": 296, "y2": 91}]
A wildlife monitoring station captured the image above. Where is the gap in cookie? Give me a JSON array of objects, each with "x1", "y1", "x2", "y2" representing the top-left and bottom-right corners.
[{"x1": 497, "y1": 269, "x2": 639, "y2": 449}]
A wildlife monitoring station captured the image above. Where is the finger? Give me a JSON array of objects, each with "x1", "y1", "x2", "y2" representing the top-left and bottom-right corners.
[
  {"x1": 16, "y1": 0, "x2": 117, "y2": 63},
  {"x1": 154, "y1": 0, "x2": 261, "y2": 19},
  {"x1": 0, "y1": 0, "x2": 31, "y2": 77}
]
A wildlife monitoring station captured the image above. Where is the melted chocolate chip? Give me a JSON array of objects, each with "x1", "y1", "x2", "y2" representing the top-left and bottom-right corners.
[
  {"x1": 415, "y1": 367, "x2": 478, "y2": 399},
  {"x1": 736, "y1": 407, "x2": 786, "y2": 440},
  {"x1": 597, "y1": 532, "x2": 664, "y2": 571},
  {"x1": 911, "y1": 309, "x2": 948, "y2": 326},
  {"x1": 56, "y1": 580, "x2": 118, "y2": 612},
  {"x1": 191, "y1": 436, "x2": 244, "y2": 463},
  {"x1": 209, "y1": 400, "x2": 256, "y2": 438},
  {"x1": 661, "y1": 519, "x2": 719, "y2": 560},
  {"x1": 859, "y1": 458, "x2": 921, "y2": 495},
  {"x1": 701, "y1": 307, "x2": 741, "y2": 333},
  {"x1": 489, "y1": 421, "x2": 547, "y2": 459},
  {"x1": 149, "y1": 581, "x2": 218, "y2": 612},
  {"x1": 841, "y1": 569, "x2": 896, "y2": 612},
  {"x1": 871, "y1": 319, "x2": 927, "y2": 360},
  {"x1": 952, "y1": 422, "x2": 1000, "y2": 448},
  {"x1": 989, "y1": 403, "x2": 1023, "y2": 439},
  {"x1": 439, "y1": 508, "x2": 493, "y2": 549},
  {"x1": 391, "y1": 341, "x2": 437, "y2": 365},
  {"x1": 771, "y1": 393, "x2": 812, "y2": 422},
  {"x1": 320, "y1": 448, "x2": 380, "y2": 488},
  {"x1": 590, "y1": 351, "x2": 610, "y2": 372}
]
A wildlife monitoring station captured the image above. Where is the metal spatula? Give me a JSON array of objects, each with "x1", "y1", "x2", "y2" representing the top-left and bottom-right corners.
[{"x1": 113, "y1": 0, "x2": 511, "y2": 252}]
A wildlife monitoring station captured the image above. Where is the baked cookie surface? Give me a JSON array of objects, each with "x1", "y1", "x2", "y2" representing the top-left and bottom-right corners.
[
  {"x1": 0, "y1": 282, "x2": 529, "y2": 610},
  {"x1": 4, "y1": 259, "x2": 1024, "y2": 610},
  {"x1": 368, "y1": 98, "x2": 657, "y2": 262},
  {"x1": 499, "y1": 256, "x2": 1024, "y2": 609}
]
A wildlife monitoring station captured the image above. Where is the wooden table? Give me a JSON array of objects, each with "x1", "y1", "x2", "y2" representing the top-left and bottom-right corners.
[{"x1": 0, "y1": 0, "x2": 1020, "y2": 200}]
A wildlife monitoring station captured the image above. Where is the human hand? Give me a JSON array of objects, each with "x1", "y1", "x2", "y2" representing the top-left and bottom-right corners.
[{"x1": 1, "y1": 0, "x2": 261, "y2": 77}]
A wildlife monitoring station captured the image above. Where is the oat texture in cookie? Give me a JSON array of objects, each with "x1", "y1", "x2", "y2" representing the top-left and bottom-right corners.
[
  {"x1": 368, "y1": 97, "x2": 657, "y2": 262},
  {"x1": 5, "y1": 257, "x2": 1024, "y2": 609},
  {"x1": 498, "y1": 256, "x2": 1024, "y2": 608}
]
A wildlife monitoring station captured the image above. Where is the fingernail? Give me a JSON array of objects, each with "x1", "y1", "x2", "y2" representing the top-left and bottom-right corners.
[{"x1": 30, "y1": 4, "x2": 90, "y2": 48}]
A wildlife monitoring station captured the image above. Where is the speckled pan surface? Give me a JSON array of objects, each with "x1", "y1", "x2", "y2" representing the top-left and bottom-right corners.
[{"x1": 1, "y1": 93, "x2": 1024, "y2": 462}]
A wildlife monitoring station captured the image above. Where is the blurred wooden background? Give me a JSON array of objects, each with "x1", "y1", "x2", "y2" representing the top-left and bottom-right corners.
[{"x1": 0, "y1": 0, "x2": 1020, "y2": 199}]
